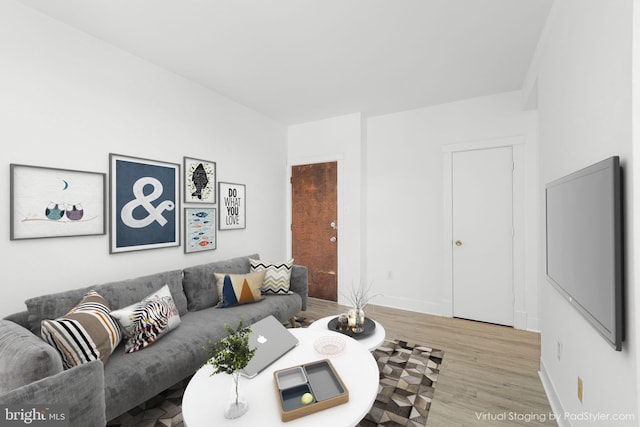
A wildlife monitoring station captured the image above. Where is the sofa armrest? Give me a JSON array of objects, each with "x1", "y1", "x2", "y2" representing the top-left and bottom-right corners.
[
  {"x1": 290, "y1": 265, "x2": 309, "y2": 311},
  {"x1": 3, "y1": 311, "x2": 30, "y2": 329},
  {"x1": 0, "y1": 360, "x2": 106, "y2": 427},
  {"x1": 0, "y1": 319, "x2": 64, "y2": 394}
]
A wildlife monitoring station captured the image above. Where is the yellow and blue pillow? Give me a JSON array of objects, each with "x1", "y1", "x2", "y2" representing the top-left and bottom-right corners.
[{"x1": 214, "y1": 271, "x2": 265, "y2": 308}]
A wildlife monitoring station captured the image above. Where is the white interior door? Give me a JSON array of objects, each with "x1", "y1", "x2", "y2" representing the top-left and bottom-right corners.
[{"x1": 452, "y1": 146, "x2": 514, "y2": 326}]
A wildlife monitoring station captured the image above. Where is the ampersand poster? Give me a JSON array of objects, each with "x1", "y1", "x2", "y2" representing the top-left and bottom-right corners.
[
  {"x1": 110, "y1": 154, "x2": 180, "y2": 253},
  {"x1": 218, "y1": 182, "x2": 246, "y2": 230}
]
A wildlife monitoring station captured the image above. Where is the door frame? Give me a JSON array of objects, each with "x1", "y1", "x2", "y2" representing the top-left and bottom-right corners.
[
  {"x1": 442, "y1": 136, "x2": 527, "y2": 329},
  {"x1": 286, "y1": 154, "x2": 344, "y2": 296}
]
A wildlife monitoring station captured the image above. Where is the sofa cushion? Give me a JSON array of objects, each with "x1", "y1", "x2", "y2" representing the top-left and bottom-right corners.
[
  {"x1": 25, "y1": 269, "x2": 187, "y2": 336},
  {"x1": 0, "y1": 320, "x2": 63, "y2": 394},
  {"x1": 103, "y1": 292, "x2": 303, "y2": 420},
  {"x1": 214, "y1": 271, "x2": 265, "y2": 308},
  {"x1": 110, "y1": 285, "x2": 181, "y2": 353},
  {"x1": 40, "y1": 291, "x2": 121, "y2": 369},
  {"x1": 182, "y1": 254, "x2": 259, "y2": 311},
  {"x1": 250, "y1": 258, "x2": 294, "y2": 295}
]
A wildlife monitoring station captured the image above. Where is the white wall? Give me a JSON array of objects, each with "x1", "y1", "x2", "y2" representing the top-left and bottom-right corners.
[
  {"x1": 365, "y1": 92, "x2": 539, "y2": 325},
  {"x1": 287, "y1": 113, "x2": 363, "y2": 303},
  {"x1": 535, "y1": 0, "x2": 638, "y2": 424},
  {"x1": 0, "y1": 1, "x2": 287, "y2": 316}
]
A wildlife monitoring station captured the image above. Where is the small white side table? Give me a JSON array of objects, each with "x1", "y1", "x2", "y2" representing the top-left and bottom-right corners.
[{"x1": 308, "y1": 316, "x2": 386, "y2": 351}]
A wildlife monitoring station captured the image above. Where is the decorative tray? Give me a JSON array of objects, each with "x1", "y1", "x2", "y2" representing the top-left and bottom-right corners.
[
  {"x1": 273, "y1": 359, "x2": 349, "y2": 422},
  {"x1": 327, "y1": 317, "x2": 376, "y2": 339}
]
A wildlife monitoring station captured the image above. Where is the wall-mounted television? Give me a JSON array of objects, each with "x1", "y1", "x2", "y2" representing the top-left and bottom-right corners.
[{"x1": 545, "y1": 156, "x2": 624, "y2": 351}]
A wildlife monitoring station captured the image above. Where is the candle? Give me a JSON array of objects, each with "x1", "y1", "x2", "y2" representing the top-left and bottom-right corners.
[{"x1": 347, "y1": 309, "x2": 356, "y2": 327}]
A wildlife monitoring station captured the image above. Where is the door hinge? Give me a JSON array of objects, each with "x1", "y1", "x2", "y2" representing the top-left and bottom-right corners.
[
  {"x1": 290, "y1": 176, "x2": 293, "y2": 184},
  {"x1": 290, "y1": 224, "x2": 293, "y2": 231}
]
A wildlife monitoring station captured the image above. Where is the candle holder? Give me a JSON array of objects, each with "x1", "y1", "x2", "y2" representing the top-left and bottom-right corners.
[
  {"x1": 337, "y1": 313, "x2": 349, "y2": 331},
  {"x1": 347, "y1": 308, "x2": 366, "y2": 334}
]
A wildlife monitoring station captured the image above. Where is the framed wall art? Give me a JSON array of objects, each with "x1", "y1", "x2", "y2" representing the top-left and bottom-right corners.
[
  {"x1": 110, "y1": 154, "x2": 180, "y2": 253},
  {"x1": 184, "y1": 156, "x2": 216, "y2": 204},
  {"x1": 184, "y1": 207, "x2": 216, "y2": 253},
  {"x1": 10, "y1": 164, "x2": 106, "y2": 240},
  {"x1": 219, "y1": 182, "x2": 246, "y2": 230}
]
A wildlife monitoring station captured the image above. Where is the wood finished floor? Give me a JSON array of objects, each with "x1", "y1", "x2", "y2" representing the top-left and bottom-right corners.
[{"x1": 301, "y1": 298, "x2": 556, "y2": 426}]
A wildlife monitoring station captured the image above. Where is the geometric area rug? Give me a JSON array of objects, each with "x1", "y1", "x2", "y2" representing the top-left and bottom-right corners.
[
  {"x1": 357, "y1": 340, "x2": 444, "y2": 427},
  {"x1": 107, "y1": 325, "x2": 443, "y2": 427}
]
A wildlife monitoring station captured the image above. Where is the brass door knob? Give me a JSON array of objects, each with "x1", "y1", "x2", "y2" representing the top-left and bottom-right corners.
[{"x1": 455, "y1": 240, "x2": 462, "y2": 246}]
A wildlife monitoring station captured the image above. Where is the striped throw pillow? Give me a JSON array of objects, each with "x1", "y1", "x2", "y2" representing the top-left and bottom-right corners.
[
  {"x1": 41, "y1": 291, "x2": 121, "y2": 369},
  {"x1": 250, "y1": 258, "x2": 294, "y2": 295}
]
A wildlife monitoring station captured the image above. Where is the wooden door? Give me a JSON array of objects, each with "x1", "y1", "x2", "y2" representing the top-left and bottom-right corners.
[
  {"x1": 291, "y1": 162, "x2": 338, "y2": 301},
  {"x1": 452, "y1": 147, "x2": 514, "y2": 326}
]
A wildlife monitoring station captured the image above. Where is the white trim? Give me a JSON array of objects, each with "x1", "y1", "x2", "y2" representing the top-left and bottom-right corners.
[
  {"x1": 442, "y1": 136, "x2": 526, "y2": 329},
  {"x1": 526, "y1": 316, "x2": 541, "y2": 333},
  {"x1": 441, "y1": 135, "x2": 525, "y2": 153},
  {"x1": 512, "y1": 143, "x2": 526, "y2": 329},
  {"x1": 539, "y1": 359, "x2": 570, "y2": 427},
  {"x1": 288, "y1": 153, "x2": 344, "y2": 167},
  {"x1": 442, "y1": 152, "x2": 454, "y2": 317},
  {"x1": 515, "y1": 311, "x2": 528, "y2": 330}
]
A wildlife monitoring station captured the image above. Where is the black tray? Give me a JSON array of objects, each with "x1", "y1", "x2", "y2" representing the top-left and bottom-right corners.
[{"x1": 327, "y1": 316, "x2": 376, "y2": 339}]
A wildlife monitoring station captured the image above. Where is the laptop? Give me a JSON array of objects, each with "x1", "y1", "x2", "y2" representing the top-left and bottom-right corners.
[{"x1": 240, "y1": 315, "x2": 299, "y2": 378}]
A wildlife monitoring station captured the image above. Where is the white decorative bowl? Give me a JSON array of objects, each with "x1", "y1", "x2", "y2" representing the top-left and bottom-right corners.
[{"x1": 313, "y1": 336, "x2": 346, "y2": 356}]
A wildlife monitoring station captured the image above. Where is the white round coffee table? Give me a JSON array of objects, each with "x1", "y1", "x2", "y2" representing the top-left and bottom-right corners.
[
  {"x1": 308, "y1": 316, "x2": 386, "y2": 351},
  {"x1": 182, "y1": 328, "x2": 379, "y2": 427}
]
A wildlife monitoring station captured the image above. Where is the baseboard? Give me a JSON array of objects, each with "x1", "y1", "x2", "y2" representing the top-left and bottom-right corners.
[
  {"x1": 515, "y1": 310, "x2": 528, "y2": 330},
  {"x1": 526, "y1": 315, "x2": 541, "y2": 332},
  {"x1": 539, "y1": 359, "x2": 570, "y2": 427},
  {"x1": 366, "y1": 296, "x2": 445, "y2": 317}
]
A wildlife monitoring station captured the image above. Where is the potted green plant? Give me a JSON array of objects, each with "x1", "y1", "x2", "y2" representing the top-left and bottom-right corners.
[{"x1": 203, "y1": 320, "x2": 257, "y2": 419}]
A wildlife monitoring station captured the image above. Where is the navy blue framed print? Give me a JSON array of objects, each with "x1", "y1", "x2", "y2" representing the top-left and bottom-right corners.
[{"x1": 109, "y1": 154, "x2": 180, "y2": 253}]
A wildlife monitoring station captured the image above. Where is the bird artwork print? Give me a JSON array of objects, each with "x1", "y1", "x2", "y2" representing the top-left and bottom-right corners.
[
  {"x1": 65, "y1": 203, "x2": 84, "y2": 221},
  {"x1": 45, "y1": 202, "x2": 65, "y2": 220}
]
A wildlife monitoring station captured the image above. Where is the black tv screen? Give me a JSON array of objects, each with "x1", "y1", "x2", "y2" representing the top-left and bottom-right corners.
[{"x1": 545, "y1": 156, "x2": 623, "y2": 351}]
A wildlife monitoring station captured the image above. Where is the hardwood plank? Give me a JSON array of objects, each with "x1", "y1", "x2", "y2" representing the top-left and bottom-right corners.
[{"x1": 298, "y1": 298, "x2": 557, "y2": 426}]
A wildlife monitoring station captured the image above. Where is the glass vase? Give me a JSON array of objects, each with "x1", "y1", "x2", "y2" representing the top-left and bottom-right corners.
[
  {"x1": 224, "y1": 371, "x2": 248, "y2": 419},
  {"x1": 354, "y1": 307, "x2": 365, "y2": 333}
]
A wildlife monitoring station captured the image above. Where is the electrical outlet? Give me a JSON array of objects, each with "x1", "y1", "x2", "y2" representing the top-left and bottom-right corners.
[
  {"x1": 387, "y1": 271, "x2": 393, "y2": 280},
  {"x1": 578, "y1": 376, "x2": 583, "y2": 403},
  {"x1": 557, "y1": 341, "x2": 562, "y2": 361}
]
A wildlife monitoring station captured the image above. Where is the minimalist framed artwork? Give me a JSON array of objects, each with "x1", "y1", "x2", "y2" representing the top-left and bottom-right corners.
[
  {"x1": 184, "y1": 207, "x2": 216, "y2": 253},
  {"x1": 219, "y1": 182, "x2": 246, "y2": 230},
  {"x1": 183, "y1": 156, "x2": 216, "y2": 204},
  {"x1": 110, "y1": 154, "x2": 180, "y2": 253},
  {"x1": 10, "y1": 164, "x2": 106, "y2": 240}
]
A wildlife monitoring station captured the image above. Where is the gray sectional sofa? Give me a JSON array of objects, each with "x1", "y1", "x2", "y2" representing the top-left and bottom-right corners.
[{"x1": 0, "y1": 254, "x2": 307, "y2": 426}]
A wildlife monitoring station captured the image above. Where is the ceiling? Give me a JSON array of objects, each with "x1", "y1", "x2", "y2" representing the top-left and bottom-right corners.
[{"x1": 17, "y1": 0, "x2": 553, "y2": 125}]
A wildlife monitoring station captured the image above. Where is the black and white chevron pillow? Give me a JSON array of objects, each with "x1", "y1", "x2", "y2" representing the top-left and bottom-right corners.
[{"x1": 250, "y1": 258, "x2": 294, "y2": 295}]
